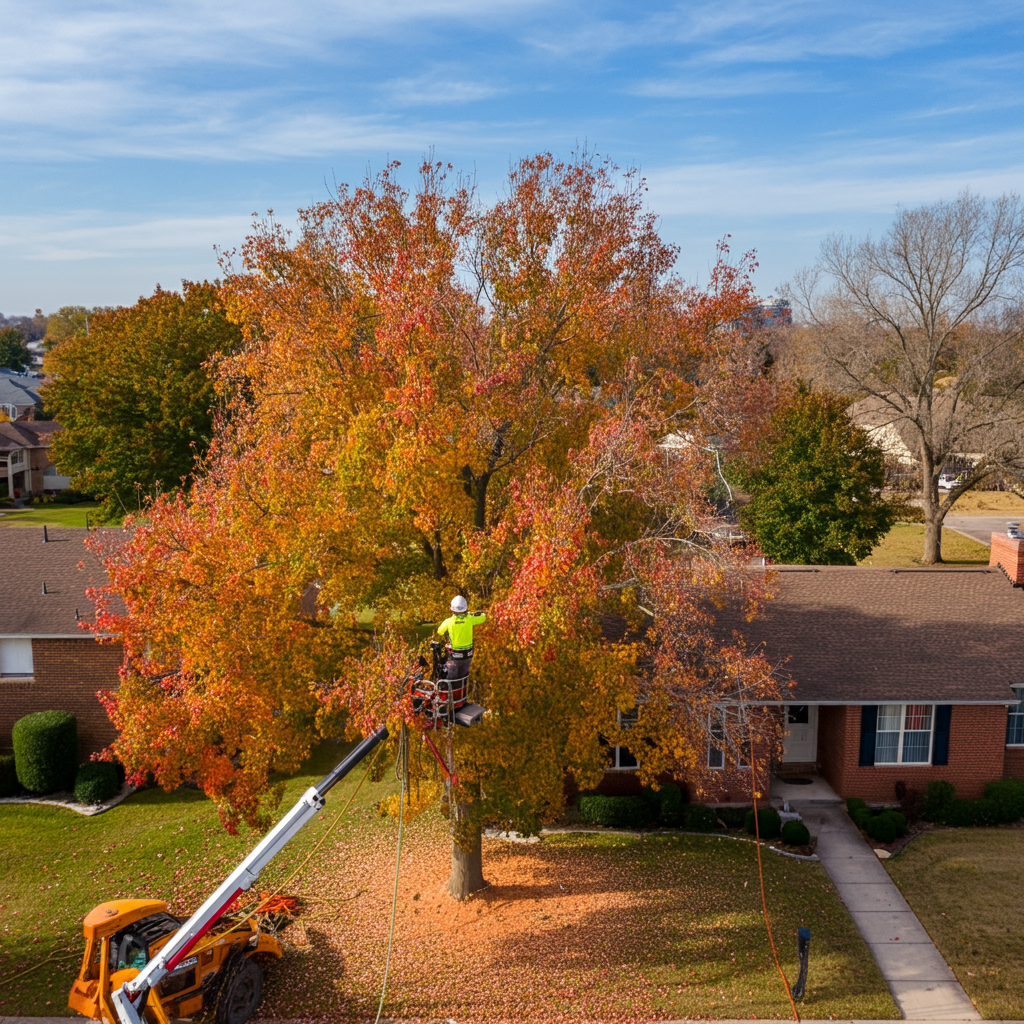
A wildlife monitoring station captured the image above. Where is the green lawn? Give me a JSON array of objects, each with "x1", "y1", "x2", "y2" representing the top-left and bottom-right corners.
[
  {"x1": 885, "y1": 828, "x2": 1024, "y2": 1020},
  {"x1": 859, "y1": 523, "x2": 991, "y2": 567},
  {"x1": 0, "y1": 742, "x2": 898, "y2": 1021},
  {"x1": 0, "y1": 502, "x2": 103, "y2": 529}
]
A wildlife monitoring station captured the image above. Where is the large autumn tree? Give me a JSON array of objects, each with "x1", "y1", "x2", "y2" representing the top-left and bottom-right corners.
[
  {"x1": 43, "y1": 282, "x2": 241, "y2": 520},
  {"x1": 90, "y1": 154, "x2": 784, "y2": 898}
]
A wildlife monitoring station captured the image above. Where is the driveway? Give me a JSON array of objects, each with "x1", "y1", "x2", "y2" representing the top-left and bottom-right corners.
[{"x1": 943, "y1": 516, "x2": 1016, "y2": 546}]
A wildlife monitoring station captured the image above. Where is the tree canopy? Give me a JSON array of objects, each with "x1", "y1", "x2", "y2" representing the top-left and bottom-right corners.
[
  {"x1": 89, "y1": 154, "x2": 785, "y2": 897},
  {"x1": 42, "y1": 282, "x2": 240, "y2": 520},
  {"x1": 785, "y1": 191, "x2": 1024, "y2": 563},
  {"x1": 44, "y1": 305, "x2": 118, "y2": 350},
  {"x1": 734, "y1": 384, "x2": 897, "y2": 565},
  {"x1": 0, "y1": 327, "x2": 31, "y2": 372}
]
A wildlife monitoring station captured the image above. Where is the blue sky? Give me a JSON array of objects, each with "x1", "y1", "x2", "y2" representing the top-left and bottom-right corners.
[{"x1": 1, "y1": 0, "x2": 1022, "y2": 313}]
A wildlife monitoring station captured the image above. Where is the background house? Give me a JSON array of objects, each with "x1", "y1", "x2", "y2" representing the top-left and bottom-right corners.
[
  {"x1": 0, "y1": 527, "x2": 122, "y2": 761},
  {"x1": 0, "y1": 369, "x2": 44, "y2": 421},
  {"x1": 0, "y1": 420, "x2": 70, "y2": 498}
]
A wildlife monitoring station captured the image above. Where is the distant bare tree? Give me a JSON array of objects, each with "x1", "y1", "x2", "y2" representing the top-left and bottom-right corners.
[{"x1": 786, "y1": 192, "x2": 1024, "y2": 564}]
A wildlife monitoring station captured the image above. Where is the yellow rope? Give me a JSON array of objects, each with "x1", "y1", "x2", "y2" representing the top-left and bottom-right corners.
[
  {"x1": 374, "y1": 726, "x2": 407, "y2": 1024},
  {"x1": 186, "y1": 761, "x2": 372, "y2": 958},
  {"x1": 0, "y1": 949, "x2": 79, "y2": 988}
]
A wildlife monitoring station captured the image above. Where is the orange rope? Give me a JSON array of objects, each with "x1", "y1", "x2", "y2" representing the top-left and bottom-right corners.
[{"x1": 748, "y1": 727, "x2": 801, "y2": 1023}]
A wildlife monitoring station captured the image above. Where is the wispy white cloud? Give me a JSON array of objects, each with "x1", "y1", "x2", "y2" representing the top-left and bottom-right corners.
[
  {"x1": 630, "y1": 69, "x2": 814, "y2": 99},
  {"x1": 381, "y1": 72, "x2": 507, "y2": 107},
  {"x1": 645, "y1": 131, "x2": 1024, "y2": 218},
  {"x1": 0, "y1": 213, "x2": 258, "y2": 261}
]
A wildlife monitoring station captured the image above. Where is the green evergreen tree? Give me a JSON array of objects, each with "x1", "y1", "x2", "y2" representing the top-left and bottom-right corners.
[{"x1": 736, "y1": 385, "x2": 896, "y2": 564}]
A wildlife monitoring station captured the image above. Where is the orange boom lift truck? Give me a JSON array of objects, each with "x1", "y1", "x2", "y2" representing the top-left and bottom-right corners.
[{"x1": 68, "y1": 727, "x2": 388, "y2": 1024}]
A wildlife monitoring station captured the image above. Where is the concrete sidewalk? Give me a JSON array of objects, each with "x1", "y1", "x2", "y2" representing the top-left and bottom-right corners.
[{"x1": 794, "y1": 803, "x2": 979, "y2": 1020}]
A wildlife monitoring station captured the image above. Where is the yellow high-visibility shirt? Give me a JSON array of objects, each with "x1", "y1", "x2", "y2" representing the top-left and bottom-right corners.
[{"x1": 438, "y1": 611, "x2": 486, "y2": 650}]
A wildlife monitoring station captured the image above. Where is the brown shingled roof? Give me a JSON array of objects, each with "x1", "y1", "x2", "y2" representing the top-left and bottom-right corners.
[
  {"x1": 0, "y1": 526, "x2": 116, "y2": 636},
  {"x1": 723, "y1": 566, "x2": 1024, "y2": 704}
]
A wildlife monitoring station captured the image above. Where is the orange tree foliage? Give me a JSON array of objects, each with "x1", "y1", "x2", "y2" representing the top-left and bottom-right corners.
[{"x1": 88, "y1": 153, "x2": 785, "y2": 853}]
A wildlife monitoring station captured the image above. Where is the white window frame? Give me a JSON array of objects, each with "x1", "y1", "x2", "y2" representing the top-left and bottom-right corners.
[
  {"x1": 707, "y1": 708, "x2": 751, "y2": 770},
  {"x1": 875, "y1": 703, "x2": 935, "y2": 765},
  {"x1": 608, "y1": 708, "x2": 639, "y2": 770},
  {"x1": 1007, "y1": 687, "x2": 1024, "y2": 747},
  {"x1": 0, "y1": 637, "x2": 34, "y2": 677}
]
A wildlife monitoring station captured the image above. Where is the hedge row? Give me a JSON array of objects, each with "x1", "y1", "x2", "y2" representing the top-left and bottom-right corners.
[
  {"x1": 921, "y1": 779, "x2": 1024, "y2": 826},
  {"x1": 576, "y1": 790, "x2": 809, "y2": 844},
  {"x1": 848, "y1": 779, "x2": 1024, "y2": 836}
]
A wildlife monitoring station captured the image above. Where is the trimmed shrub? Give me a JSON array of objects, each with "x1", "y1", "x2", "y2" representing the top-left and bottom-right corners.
[
  {"x1": 0, "y1": 754, "x2": 20, "y2": 797},
  {"x1": 878, "y1": 809, "x2": 908, "y2": 837},
  {"x1": 74, "y1": 762, "x2": 119, "y2": 805},
  {"x1": 715, "y1": 806, "x2": 750, "y2": 831},
  {"x1": 983, "y1": 779, "x2": 1024, "y2": 823},
  {"x1": 865, "y1": 813, "x2": 897, "y2": 843},
  {"x1": 852, "y1": 806, "x2": 873, "y2": 830},
  {"x1": 846, "y1": 796, "x2": 868, "y2": 816},
  {"x1": 781, "y1": 819, "x2": 810, "y2": 846},
  {"x1": 12, "y1": 711, "x2": 77, "y2": 794},
  {"x1": 922, "y1": 780, "x2": 956, "y2": 821},
  {"x1": 744, "y1": 806, "x2": 782, "y2": 840},
  {"x1": 652, "y1": 784, "x2": 685, "y2": 827},
  {"x1": 942, "y1": 798, "x2": 999, "y2": 828},
  {"x1": 577, "y1": 793, "x2": 656, "y2": 829},
  {"x1": 682, "y1": 804, "x2": 717, "y2": 832}
]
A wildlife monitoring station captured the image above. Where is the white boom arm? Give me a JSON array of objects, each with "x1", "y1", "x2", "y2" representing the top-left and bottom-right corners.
[{"x1": 110, "y1": 726, "x2": 389, "y2": 1024}]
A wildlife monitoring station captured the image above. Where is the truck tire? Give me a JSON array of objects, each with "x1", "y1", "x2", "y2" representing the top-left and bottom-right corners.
[{"x1": 214, "y1": 955, "x2": 262, "y2": 1024}]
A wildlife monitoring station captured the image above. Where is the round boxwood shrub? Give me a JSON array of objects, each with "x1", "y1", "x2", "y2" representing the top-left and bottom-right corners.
[
  {"x1": 846, "y1": 796, "x2": 868, "y2": 816},
  {"x1": 744, "y1": 806, "x2": 782, "y2": 840},
  {"x1": 0, "y1": 754, "x2": 20, "y2": 797},
  {"x1": 781, "y1": 819, "x2": 810, "y2": 846},
  {"x1": 682, "y1": 804, "x2": 717, "y2": 832},
  {"x1": 74, "y1": 762, "x2": 119, "y2": 805},
  {"x1": 12, "y1": 711, "x2": 77, "y2": 794},
  {"x1": 852, "y1": 806, "x2": 873, "y2": 830},
  {"x1": 879, "y1": 809, "x2": 908, "y2": 837},
  {"x1": 983, "y1": 779, "x2": 1024, "y2": 823},
  {"x1": 865, "y1": 813, "x2": 897, "y2": 843}
]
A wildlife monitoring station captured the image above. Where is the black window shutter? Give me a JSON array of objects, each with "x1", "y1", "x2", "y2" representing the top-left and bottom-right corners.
[
  {"x1": 858, "y1": 705, "x2": 878, "y2": 766},
  {"x1": 933, "y1": 705, "x2": 952, "y2": 766}
]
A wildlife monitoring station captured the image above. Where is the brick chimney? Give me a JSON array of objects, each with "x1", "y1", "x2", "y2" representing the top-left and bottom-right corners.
[{"x1": 990, "y1": 532, "x2": 1024, "y2": 586}]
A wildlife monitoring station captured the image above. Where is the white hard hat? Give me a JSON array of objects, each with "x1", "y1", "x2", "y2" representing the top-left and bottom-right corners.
[{"x1": 450, "y1": 595, "x2": 468, "y2": 614}]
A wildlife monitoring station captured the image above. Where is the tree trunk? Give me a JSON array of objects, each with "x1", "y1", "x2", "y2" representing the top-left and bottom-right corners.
[
  {"x1": 446, "y1": 798, "x2": 487, "y2": 900},
  {"x1": 420, "y1": 530, "x2": 447, "y2": 579},
  {"x1": 474, "y1": 472, "x2": 490, "y2": 531},
  {"x1": 919, "y1": 455, "x2": 944, "y2": 565},
  {"x1": 922, "y1": 514, "x2": 943, "y2": 565}
]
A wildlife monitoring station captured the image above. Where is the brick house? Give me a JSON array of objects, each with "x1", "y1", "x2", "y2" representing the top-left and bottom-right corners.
[
  {"x1": 596, "y1": 544, "x2": 1024, "y2": 805},
  {"x1": 724, "y1": 553, "x2": 1024, "y2": 802},
  {"x1": 0, "y1": 526, "x2": 122, "y2": 761}
]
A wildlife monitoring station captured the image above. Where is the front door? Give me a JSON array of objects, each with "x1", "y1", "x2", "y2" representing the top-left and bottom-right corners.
[{"x1": 782, "y1": 704, "x2": 818, "y2": 763}]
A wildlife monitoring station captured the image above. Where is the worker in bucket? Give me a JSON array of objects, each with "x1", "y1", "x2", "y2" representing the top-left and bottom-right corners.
[{"x1": 437, "y1": 595, "x2": 486, "y2": 683}]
